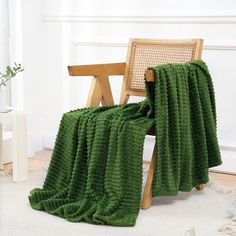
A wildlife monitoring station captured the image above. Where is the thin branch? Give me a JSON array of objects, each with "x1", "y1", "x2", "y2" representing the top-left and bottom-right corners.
[{"x1": 0, "y1": 63, "x2": 24, "y2": 89}]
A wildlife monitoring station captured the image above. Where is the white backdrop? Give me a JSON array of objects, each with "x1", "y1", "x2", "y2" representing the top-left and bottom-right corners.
[
  {"x1": 11, "y1": 0, "x2": 236, "y2": 173},
  {"x1": 0, "y1": 0, "x2": 10, "y2": 105}
]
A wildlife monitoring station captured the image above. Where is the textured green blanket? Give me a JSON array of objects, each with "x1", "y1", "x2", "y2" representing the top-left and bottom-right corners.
[{"x1": 29, "y1": 60, "x2": 221, "y2": 226}]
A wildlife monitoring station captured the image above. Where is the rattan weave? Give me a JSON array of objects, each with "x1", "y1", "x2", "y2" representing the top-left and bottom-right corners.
[{"x1": 126, "y1": 41, "x2": 199, "y2": 92}]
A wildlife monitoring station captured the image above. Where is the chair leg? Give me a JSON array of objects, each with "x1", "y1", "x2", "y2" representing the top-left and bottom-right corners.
[
  {"x1": 195, "y1": 184, "x2": 204, "y2": 191},
  {"x1": 141, "y1": 145, "x2": 156, "y2": 209},
  {"x1": 86, "y1": 77, "x2": 103, "y2": 107}
]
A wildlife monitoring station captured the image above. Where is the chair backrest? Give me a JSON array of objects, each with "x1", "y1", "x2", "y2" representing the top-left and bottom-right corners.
[{"x1": 120, "y1": 38, "x2": 203, "y2": 104}]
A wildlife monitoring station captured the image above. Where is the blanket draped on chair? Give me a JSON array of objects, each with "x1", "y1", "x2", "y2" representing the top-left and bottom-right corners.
[{"x1": 29, "y1": 60, "x2": 222, "y2": 226}]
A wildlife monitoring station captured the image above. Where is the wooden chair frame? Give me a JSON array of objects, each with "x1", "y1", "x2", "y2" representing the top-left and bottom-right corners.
[{"x1": 68, "y1": 38, "x2": 204, "y2": 209}]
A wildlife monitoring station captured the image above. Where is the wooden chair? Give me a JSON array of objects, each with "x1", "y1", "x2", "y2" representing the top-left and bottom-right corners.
[{"x1": 68, "y1": 38, "x2": 204, "y2": 209}]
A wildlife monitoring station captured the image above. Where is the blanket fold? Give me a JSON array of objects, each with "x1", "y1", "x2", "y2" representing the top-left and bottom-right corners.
[{"x1": 29, "y1": 60, "x2": 222, "y2": 226}]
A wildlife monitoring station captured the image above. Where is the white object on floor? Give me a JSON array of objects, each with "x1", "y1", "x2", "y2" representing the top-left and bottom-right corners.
[
  {"x1": 0, "y1": 110, "x2": 28, "y2": 182},
  {"x1": 218, "y1": 216, "x2": 236, "y2": 235},
  {"x1": 0, "y1": 169, "x2": 234, "y2": 236},
  {"x1": 228, "y1": 200, "x2": 236, "y2": 218}
]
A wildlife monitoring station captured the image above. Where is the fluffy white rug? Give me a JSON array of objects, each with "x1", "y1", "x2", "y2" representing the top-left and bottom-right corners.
[{"x1": 0, "y1": 169, "x2": 235, "y2": 236}]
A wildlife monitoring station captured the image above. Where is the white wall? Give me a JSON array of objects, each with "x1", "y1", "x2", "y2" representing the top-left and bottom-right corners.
[
  {"x1": 13, "y1": 0, "x2": 236, "y2": 172},
  {"x1": 0, "y1": 0, "x2": 10, "y2": 106},
  {"x1": 19, "y1": 0, "x2": 44, "y2": 153}
]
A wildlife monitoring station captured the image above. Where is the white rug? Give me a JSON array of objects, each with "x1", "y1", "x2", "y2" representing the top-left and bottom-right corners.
[{"x1": 0, "y1": 169, "x2": 235, "y2": 236}]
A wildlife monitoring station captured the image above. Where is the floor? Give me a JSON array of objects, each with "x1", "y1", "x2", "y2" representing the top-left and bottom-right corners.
[{"x1": 2, "y1": 150, "x2": 236, "y2": 188}]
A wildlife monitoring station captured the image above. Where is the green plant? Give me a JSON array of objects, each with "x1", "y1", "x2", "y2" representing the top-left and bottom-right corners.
[{"x1": 0, "y1": 63, "x2": 24, "y2": 89}]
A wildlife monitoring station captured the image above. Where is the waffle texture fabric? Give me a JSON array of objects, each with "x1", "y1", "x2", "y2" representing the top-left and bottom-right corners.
[{"x1": 29, "y1": 60, "x2": 222, "y2": 226}]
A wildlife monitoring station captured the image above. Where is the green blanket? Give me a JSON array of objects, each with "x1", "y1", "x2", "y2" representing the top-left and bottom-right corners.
[{"x1": 29, "y1": 60, "x2": 222, "y2": 226}]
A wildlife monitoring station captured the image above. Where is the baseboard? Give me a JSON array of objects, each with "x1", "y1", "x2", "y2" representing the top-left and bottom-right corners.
[
  {"x1": 43, "y1": 134, "x2": 236, "y2": 174},
  {"x1": 43, "y1": 134, "x2": 55, "y2": 150},
  {"x1": 27, "y1": 133, "x2": 37, "y2": 157},
  {"x1": 210, "y1": 149, "x2": 236, "y2": 174}
]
